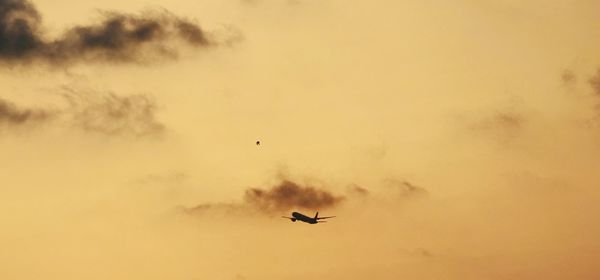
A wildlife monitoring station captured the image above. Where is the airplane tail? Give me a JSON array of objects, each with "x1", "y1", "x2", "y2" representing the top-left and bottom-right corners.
[{"x1": 314, "y1": 212, "x2": 319, "y2": 220}]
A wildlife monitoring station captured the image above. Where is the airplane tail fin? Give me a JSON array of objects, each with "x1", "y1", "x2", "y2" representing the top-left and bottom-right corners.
[{"x1": 314, "y1": 212, "x2": 319, "y2": 220}]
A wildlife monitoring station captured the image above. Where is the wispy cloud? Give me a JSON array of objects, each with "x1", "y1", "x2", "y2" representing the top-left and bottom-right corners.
[
  {"x1": 589, "y1": 69, "x2": 600, "y2": 97},
  {"x1": 0, "y1": 97, "x2": 54, "y2": 126},
  {"x1": 0, "y1": 87, "x2": 165, "y2": 137},
  {"x1": 60, "y1": 87, "x2": 165, "y2": 137},
  {"x1": 384, "y1": 179, "x2": 428, "y2": 197}
]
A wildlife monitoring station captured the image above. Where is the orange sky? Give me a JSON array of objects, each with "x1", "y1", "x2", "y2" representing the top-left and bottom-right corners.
[{"x1": 1, "y1": 0, "x2": 600, "y2": 279}]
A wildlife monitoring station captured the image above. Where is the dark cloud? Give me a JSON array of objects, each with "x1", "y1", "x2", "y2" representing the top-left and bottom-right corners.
[
  {"x1": 184, "y1": 178, "x2": 431, "y2": 218},
  {"x1": 0, "y1": 0, "x2": 42, "y2": 61},
  {"x1": 0, "y1": 0, "x2": 215, "y2": 66},
  {"x1": 60, "y1": 88, "x2": 165, "y2": 137},
  {"x1": 185, "y1": 179, "x2": 345, "y2": 216},
  {"x1": 0, "y1": 97, "x2": 53, "y2": 126},
  {"x1": 244, "y1": 180, "x2": 344, "y2": 212},
  {"x1": 579, "y1": 68, "x2": 600, "y2": 126},
  {"x1": 589, "y1": 69, "x2": 600, "y2": 97}
]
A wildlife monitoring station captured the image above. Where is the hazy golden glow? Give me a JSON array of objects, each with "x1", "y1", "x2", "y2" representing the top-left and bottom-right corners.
[{"x1": 1, "y1": 0, "x2": 600, "y2": 279}]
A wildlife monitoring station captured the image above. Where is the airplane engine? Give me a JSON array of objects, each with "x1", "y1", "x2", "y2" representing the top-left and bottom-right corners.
[{"x1": 291, "y1": 218, "x2": 296, "y2": 222}]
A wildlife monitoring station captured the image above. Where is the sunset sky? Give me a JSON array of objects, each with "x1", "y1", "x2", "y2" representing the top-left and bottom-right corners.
[{"x1": 2, "y1": 0, "x2": 600, "y2": 279}]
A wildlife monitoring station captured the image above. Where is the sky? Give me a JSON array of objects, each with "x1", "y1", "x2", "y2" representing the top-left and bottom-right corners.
[{"x1": 1, "y1": 0, "x2": 600, "y2": 279}]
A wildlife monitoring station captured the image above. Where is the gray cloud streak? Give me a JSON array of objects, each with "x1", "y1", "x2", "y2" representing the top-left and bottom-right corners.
[
  {"x1": 0, "y1": 88, "x2": 165, "y2": 137},
  {"x1": 0, "y1": 97, "x2": 53, "y2": 126},
  {"x1": 61, "y1": 88, "x2": 165, "y2": 137},
  {"x1": 0, "y1": 0, "x2": 215, "y2": 66},
  {"x1": 589, "y1": 69, "x2": 600, "y2": 97}
]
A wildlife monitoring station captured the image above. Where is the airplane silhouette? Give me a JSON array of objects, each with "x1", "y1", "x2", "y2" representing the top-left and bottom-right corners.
[{"x1": 282, "y1": 211, "x2": 335, "y2": 224}]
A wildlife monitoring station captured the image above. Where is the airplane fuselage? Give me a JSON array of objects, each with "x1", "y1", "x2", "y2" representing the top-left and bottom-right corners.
[
  {"x1": 291, "y1": 212, "x2": 318, "y2": 224},
  {"x1": 283, "y1": 211, "x2": 334, "y2": 224}
]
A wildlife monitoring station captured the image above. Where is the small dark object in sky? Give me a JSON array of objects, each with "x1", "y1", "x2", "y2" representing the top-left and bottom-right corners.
[{"x1": 256, "y1": 140, "x2": 260, "y2": 145}]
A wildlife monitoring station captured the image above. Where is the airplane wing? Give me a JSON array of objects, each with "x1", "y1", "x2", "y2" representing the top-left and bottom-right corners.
[
  {"x1": 281, "y1": 216, "x2": 294, "y2": 219},
  {"x1": 316, "y1": 216, "x2": 336, "y2": 220}
]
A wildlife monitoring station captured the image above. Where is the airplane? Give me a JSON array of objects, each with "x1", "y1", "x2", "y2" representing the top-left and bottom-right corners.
[{"x1": 282, "y1": 211, "x2": 335, "y2": 224}]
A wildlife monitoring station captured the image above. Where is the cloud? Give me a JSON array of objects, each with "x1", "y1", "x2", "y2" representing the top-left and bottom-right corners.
[
  {"x1": 384, "y1": 179, "x2": 428, "y2": 197},
  {"x1": 589, "y1": 68, "x2": 600, "y2": 97},
  {"x1": 346, "y1": 184, "x2": 369, "y2": 196},
  {"x1": 183, "y1": 202, "x2": 248, "y2": 217},
  {"x1": 467, "y1": 107, "x2": 525, "y2": 146},
  {"x1": 558, "y1": 68, "x2": 600, "y2": 127},
  {"x1": 0, "y1": 0, "x2": 42, "y2": 61},
  {"x1": 472, "y1": 111, "x2": 523, "y2": 132},
  {"x1": 184, "y1": 178, "x2": 428, "y2": 218},
  {"x1": 60, "y1": 88, "x2": 165, "y2": 137},
  {"x1": 0, "y1": 88, "x2": 165, "y2": 137},
  {"x1": 185, "y1": 179, "x2": 346, "y2": 216},
  {"x1": 561, "y1": 69, "x2": 576, "y2": 86},
  {"x1": 0, "y1": 0, "x2": 218, "y2": 66},
  {"x1": 0, "y1": 97, "x2": 54, "y2": 126},
  {"x1": 244, "y1": 180, "x2": 345, "y2": 212}
]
